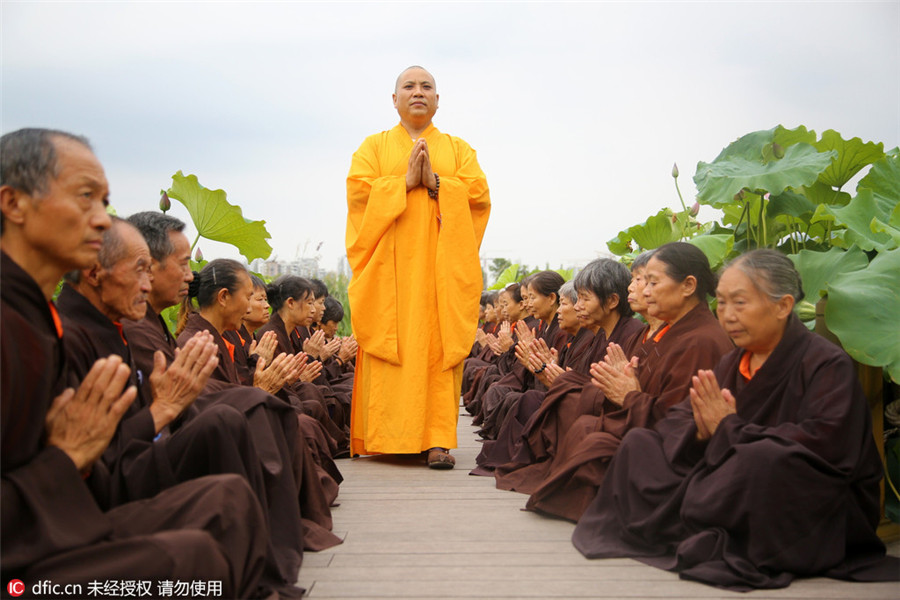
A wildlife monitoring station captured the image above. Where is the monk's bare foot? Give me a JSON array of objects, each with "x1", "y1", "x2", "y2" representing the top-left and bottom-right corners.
[{"x1": 426, "y1": 447, "x2": 455, "y2": 469}]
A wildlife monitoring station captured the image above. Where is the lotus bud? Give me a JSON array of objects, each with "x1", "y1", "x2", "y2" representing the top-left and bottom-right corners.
[
  {"x1": 159, "y1": 191, "x2": 171, "y2": 213},
  {"x1": 772, "y1": 143, "x2": 784, "y2": 159},
  {"x1": 689, "y1": 201, "x2": 700, "y2": 217},
  {"x1": 194, "y1": 247, "x2": 203, "y2": 262},
  {"x1": 671, "y1": 163, "x2": 679, "y2": 178}
]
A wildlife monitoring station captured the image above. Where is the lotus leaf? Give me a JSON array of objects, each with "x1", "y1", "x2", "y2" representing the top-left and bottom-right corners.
[
  {"x1": 825, "y1": 248, "x2": 900, "y2": 383},
  {"x1": 813, "y1": 130, "x2": 884, "y2": 189},
  {"x1": 167, "y1": 171, "x2": 273, "y2": 263},
  {"x1": 789, "y1": 246, "x2": 868, "y2": 300},
  {"x1": 687, "y1": 234, "x2": 733, "y2": 271},
  {"x1": 695, "y1": 143, "x2": 835, "y2": 208}
]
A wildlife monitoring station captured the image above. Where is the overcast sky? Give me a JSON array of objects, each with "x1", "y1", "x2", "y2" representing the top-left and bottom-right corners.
[{"x1": 3, "y1": 1, "x2": 898, "y2": 276}]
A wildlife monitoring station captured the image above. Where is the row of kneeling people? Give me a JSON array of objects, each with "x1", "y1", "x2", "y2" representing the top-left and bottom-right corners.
[
  {"x1": 464, "y1": 242, "x2": 899, "y2": 591},
  {"x1": 1, "y1": 128, "x2": 353, "y2": 598}
]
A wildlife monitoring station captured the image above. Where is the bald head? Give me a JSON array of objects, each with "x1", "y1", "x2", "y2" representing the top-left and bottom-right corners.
[{"x1": 395, "y1": 65, "x2": 436, "y2": 93}]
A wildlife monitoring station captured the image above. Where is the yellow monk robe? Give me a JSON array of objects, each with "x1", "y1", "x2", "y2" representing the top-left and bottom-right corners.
[{"x1": 346, "y1": 123, "x2": 490, "y2": 455}]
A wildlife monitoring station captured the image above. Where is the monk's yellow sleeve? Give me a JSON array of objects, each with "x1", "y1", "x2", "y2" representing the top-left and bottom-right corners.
[
  {"x1": 433, "y1": 136, "x2": 491, "y2": 369},
  {"x1": 345, "y1": 133, "x2": 405, "y2": 364}
]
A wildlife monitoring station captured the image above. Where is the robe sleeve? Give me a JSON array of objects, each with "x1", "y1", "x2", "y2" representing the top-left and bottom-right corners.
[
  {"x1": 345, "y1": 134, "x2": 407, "y2": 365},
  {"x1": 621, "y1": 328, "x2": 729, "y2": 425},
  {"x1": 432, "y1": 137, "x2": 490, "y2": 369}
]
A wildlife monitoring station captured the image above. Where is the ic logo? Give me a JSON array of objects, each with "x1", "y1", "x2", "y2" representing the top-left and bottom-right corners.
[{"x1": 7, "y1": 579, "x2": 24, "y2": 597}]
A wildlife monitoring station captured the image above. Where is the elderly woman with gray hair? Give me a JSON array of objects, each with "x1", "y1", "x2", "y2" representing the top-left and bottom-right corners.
[{"x1": 573, "y1": 249, "x2": 899, "y2": 590}]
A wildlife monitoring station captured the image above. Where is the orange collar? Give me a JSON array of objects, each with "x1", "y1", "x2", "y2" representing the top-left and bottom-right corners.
[
  {"x1": 739, "y1": 351, "x2": 759, "y2": 381},
  {"x1": 652, "y1": 324, "x2": 671, "y2": 343},
  {"x1": 48, "y1": 302, "x2": 63, "y2": 338},
  {"x1": 222, "y1": 337, "x2": 235, "y2": 362},
  {"x1": 112, "y1": 322, "x2": 128, "y2": 346}
]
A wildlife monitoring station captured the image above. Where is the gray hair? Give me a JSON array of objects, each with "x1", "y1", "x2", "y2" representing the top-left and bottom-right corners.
[
  {"x1": 573, "y1": 258, "x2": 634, "y2": 317},
  {"x1": 631, "y1": 250, "x2": 655, "y2": 272},
  {"x1": 724, "y1": 249, "x2": 805, "y2": 303},
  {"x1": 127, "y1": 211, "x2": 186, "y2": 263},
  {"x1": 1, "y1": 128, "x2": 92, "y2": 234},
  {"x1": 1, "y1": 128, "x2": 92, "y2": 197},
  {"x1": 558, "y1": 280, "x2": 577, "y2": 304}
]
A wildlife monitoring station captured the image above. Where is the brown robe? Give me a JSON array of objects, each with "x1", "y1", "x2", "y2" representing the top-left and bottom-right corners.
[
  {"x1": 1, "y1": 252, "x2": 266, "y2": 597},
  {"x1": 573, "y1": 316, "x2": 900, "y2": 590},
  {"x1": 56, "y1": 284, "x2": 304, "y2": 593},
  {"x1": 475, "y1": 315, "x2": 569, "y2": 440},
  {"x1": 471, "y1": 326, "x2": 597, "y2": 475},
  {"x1": 488, "y1": 316, "x2": 647, "y2": 491},
  {"x1": 257, "y1": 312, "x2": 350, "y2": 447},
  {"x1": 524, "y1": 302, "x2": 733, "y2": 521},
  {"x1": 178, "y1": 312, "x2": 343, "y2": 551}
]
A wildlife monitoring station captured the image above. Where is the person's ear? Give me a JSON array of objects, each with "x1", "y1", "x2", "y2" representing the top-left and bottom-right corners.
[
  {"x1": 84, "y1": 263, "x2": 102, "y2": 287},
  {"x1": 682, "y1": 275, "x2": 698, "y2": 298},
  {"x1": 216, "y1": 287, "x2": 229, "y2": 308},
  {"x1": 774, "y1": 294, "x2": 795, "y2": 321},
  {"x1": 0, "y1": 185, "x2": 30, "y2": 228}
]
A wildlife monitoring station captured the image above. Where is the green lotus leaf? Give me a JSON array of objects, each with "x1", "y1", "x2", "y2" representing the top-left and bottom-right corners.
[
  {"x1": 488, "y1": 263, "x2": 520, "y2": 290},
  {"x1": 813, "y1": 130, "x2": 884, "y2": 190},
  {"x1": 695, "y1": 143, "x2": 835, "y2": 208},
  {"x1": 607, "y1": 230, "x2": 633, "y2": 256},
  {"x1": 627, "y1": 209, "x2": 680, "y2": 250},
  {"x1": 687, "y1": 234, "x2": 733, "y2": 271},
  {"x1": 773, "y1": 124, "x2": 817, "y2": 149},
  {"x1": 788, "y1": 246, "x2": 868, "y2": 300},
  {"x1": 768, "y1": 189, "x2": 815, "y2": 219},
  {"x1": 822, "y1": 188, "x2": 894, "y2": 251},
  {"x1": 708, "y1": 127, "x2": 776, "y2": 163},
  {"x1": 825, "y1": 247, "x2": 900, "y2": 383},
  {"x1": 802, "y1": 181, "x2": 852, "y2": 207},
  {"x1": 871, "y1": 202, "x2": 900, "y2": 247},
  {"x1": 167, "y1": 171, "x2": 273, "y2": 263},
  {"x1": 857, "y1": 151, "x2": 900, "y2": 211}
]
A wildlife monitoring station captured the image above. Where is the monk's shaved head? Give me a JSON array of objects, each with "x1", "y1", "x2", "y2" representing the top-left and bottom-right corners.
[{"x1": 395, "y1": 65, "x2": 436, "y2": 93}]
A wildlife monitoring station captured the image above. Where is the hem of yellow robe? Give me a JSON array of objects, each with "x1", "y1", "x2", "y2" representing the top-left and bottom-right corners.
[{"x1": 350, "y1": 359, "x2": 463, "y2": 457}]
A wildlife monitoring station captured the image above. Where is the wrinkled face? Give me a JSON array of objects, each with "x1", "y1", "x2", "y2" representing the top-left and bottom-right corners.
[
  {"x1": 575, "y1": 289, "x2": 606, "y2": 327},
  {"x1": 244, "y1": 288, "x2": 270, "y2": 327},
  {"x1": 716, "y1": 267, "x2": 789, "y2": 354},
  {"x1": 627, "y1": 267, "x2": 650, "y2": 316},
  {"x1": 288, "y1": 291, "x2": 317, "y2": 328},
  {"x1": 5, "y1": 137, "x2": 112, "y2": 272},
  {"x1": 222, "y1": 272, "x2": 253, "y2": 331},
  {"x1": 556, "y1": 295, "x2": 580, "y2": 332},
  {"x1": 150, "y1": 230, "x2": 192, "y2": 310},
  {"x1": 531, "y1": 290, "x2": 558, "y2": 322},
  {"x1": 320, "y1": 319, "x2": 339, "y2": 339},
  {"x1": 393, "y1": 67, "x2": 438, "y2": 126},
  {"x1": 643, "y1": 256, "x2": 692, "y2": 322},
  {"x1": 99, "y1": 225, "x2": 152, "y2": 322}
]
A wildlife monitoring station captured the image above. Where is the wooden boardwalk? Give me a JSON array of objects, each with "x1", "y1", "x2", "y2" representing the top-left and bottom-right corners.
[{"x1": 299, "y1": 407, "x2": 900, "y2": 599}]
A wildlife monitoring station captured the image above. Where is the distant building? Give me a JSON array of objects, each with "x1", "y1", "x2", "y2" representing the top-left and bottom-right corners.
[{"x1": 254, "y1": 257, "x2": 326, "y2": 279}]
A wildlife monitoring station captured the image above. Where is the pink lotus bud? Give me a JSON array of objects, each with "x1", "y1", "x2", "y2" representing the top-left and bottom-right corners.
[
  {"x1": 690, "y1": 201, "x2": 700, "y2": 217},
  {"x1": 159, "y1": 191, "x2": 171, "y2": 213},
  {"x1": 194, "y1": 247, "x2": 203, "y2": 262},
  {"x1": 671, "y1": 163, "x2": 679, "y2": 178}
]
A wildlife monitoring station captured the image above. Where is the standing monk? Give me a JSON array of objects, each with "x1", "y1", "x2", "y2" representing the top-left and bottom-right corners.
[{"x1": 346, "y1": 66, "x2": 490, "y2": 468}]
